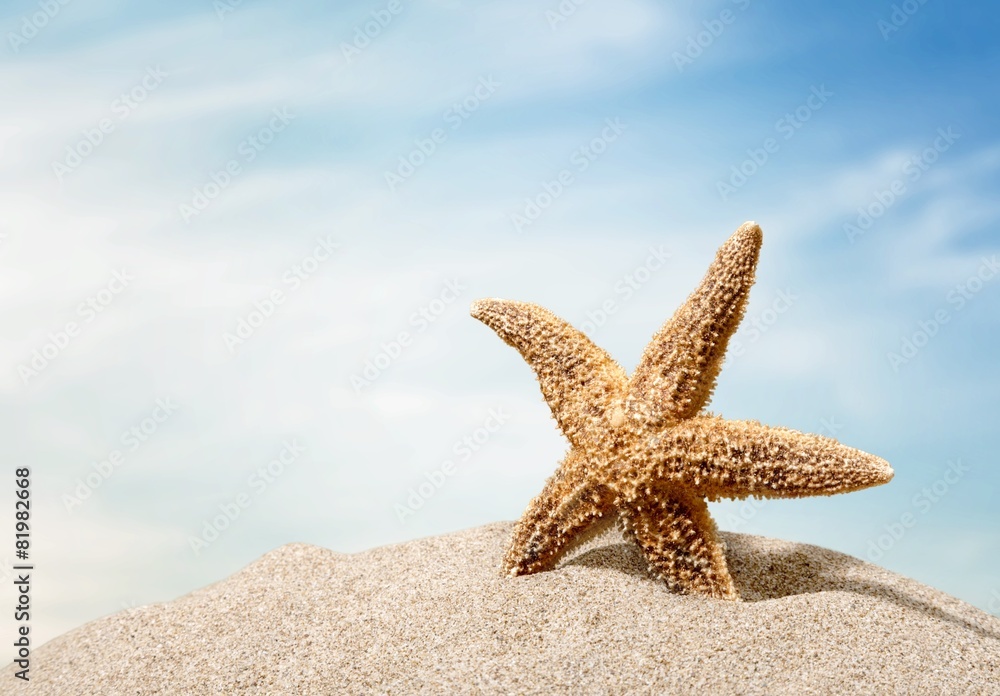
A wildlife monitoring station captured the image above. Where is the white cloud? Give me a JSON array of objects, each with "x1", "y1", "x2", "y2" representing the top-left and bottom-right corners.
[{"x1": 2, "y1": 0, "x2": 998, "y2": 646}]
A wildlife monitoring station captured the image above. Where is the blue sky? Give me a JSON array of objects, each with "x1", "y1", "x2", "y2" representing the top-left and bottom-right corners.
[{"x1": 1, "y1": 0, "x2": 998, "y2": 646}]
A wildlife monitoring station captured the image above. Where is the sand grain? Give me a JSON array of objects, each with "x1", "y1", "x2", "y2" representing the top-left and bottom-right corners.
[{"x1": 6, "y1": 522, "x2": 999, "y2": 695}]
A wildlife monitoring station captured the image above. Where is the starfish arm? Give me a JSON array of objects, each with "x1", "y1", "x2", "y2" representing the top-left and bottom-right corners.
[
  {"x1": 647, "y1": 415, "x2": 894, "y2": 500},
  {"x1": 503, "y1": 450, "x2": 615, "y2": 576},
  {"x1": 471, "y1": 298, "x2": 628, "y2": 451},
  {"x1": 618, "y1": 486, "x2": 738, "y2": 600},
  {"x1": 627, "y1": 222, "x2": 762, "y2": 424}
]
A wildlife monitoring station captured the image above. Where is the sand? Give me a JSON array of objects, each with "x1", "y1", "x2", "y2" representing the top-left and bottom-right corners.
[{"x1": 6, "y1": 522, "x2": 1000, "y2": 695}]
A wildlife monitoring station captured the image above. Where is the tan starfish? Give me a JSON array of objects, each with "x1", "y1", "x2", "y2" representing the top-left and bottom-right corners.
[{"x1": 470, "y1": 221, "x2": 893, "y2": 600}]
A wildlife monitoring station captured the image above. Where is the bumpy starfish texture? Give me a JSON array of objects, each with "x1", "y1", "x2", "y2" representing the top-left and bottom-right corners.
[{"x1": 471, "y1": 222, "x2": 893, "y2": 600}]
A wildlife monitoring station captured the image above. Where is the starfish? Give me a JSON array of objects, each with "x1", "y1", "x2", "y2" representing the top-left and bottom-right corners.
[{"x1": 470, "y1": 221, "x2": 893, "y2": 600}]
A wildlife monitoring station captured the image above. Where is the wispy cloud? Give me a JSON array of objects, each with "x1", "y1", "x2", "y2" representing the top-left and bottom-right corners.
[{"x1": 2, "y1": 0, "x2": 999, "y2": 647}]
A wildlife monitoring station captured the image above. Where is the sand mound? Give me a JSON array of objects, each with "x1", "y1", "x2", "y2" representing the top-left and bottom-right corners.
[{"x1": 7, "y1": 522, "x2": 999, "y2": 694}]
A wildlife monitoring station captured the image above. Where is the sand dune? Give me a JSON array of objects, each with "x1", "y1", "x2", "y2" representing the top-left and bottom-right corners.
[{"x1": 7, "y1": 522, "x2": 1000, "y2": 694}]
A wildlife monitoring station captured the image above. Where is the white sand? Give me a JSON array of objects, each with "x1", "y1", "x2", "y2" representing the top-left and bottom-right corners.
[{"x1": 6, "y1": 522, "x2": 999, "y2": 694}]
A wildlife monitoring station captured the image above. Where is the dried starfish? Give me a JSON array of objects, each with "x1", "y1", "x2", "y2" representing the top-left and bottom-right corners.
[{"x1": 471, "y1": 221, "x2": 893, "y2": 599}]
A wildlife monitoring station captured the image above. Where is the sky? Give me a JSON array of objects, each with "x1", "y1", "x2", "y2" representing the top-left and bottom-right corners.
[{"x1": 1, "y1": 0, "x2": 998, "y2": 648}]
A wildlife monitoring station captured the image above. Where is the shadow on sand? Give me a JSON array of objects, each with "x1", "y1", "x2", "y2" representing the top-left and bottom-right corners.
[{"x1": 562, "y1": 534, "x2": 1000, "y2": 643}]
